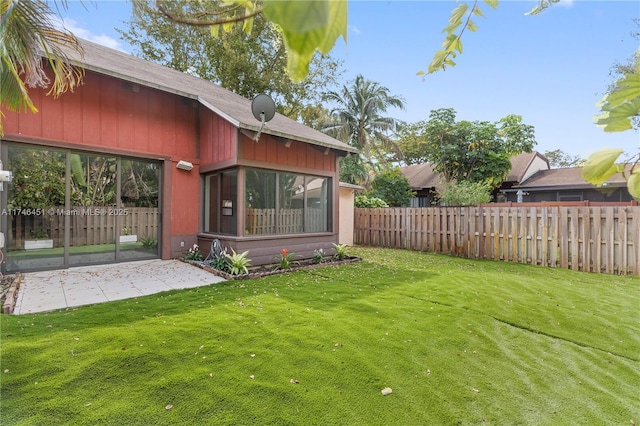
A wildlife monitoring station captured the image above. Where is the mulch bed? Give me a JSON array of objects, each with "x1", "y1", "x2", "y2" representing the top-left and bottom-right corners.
[{"x1": 183, "y1": 255, "x2": 362, "y2": 280}]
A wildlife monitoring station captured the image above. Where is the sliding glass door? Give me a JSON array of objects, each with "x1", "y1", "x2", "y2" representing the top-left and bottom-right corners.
[
  {"x1": 4, "y1": 145, "x2": 66, "y2": 271},
  {"x1": 118, "y1": 158, "x2": 160, "y2": 261},
  {"x1": 2, "y1": 143, "x2": 161, "y2": 272},
  {"x1": 68, "y1": 153, "x2": 118, "y2": 266}
]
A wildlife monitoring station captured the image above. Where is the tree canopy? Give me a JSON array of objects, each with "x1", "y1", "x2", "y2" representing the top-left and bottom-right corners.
[
  {"x1": 369, "y1": 168, "x2": 415, "y2": 207},
  {"x1": 321, "y1": 74, "x2": 405, "y2": 184},
  {"x1": 396, "y1": 108, "x2": 536, "y2": 187},
  {"x1": 151, "y1": 0, "x2": 347, "y2": 83},
  {"x1": 119, "y1": 0, "x2": 342, "y2": 121},
  {"x1": 543, "y1": 149, "x2": 584, "y2": 169}
]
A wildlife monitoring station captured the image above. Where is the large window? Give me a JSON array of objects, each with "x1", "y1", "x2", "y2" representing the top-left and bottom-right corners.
[
  {"x1": 2, "y1": 143, "x2": 161, "y2": 272},
  {"x1": 245, "y1": 168, "x2": 330, "y2": 235}
]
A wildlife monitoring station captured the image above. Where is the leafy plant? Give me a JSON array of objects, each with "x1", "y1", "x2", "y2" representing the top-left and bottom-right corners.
[
  {"x1": 354, "y1": 195, "x2": 389, "y2": 208},
  {"x1": 395, "y1": 108, "x2": 536, "y2": 187},
  {"x1": 225, "y1": 249, "x2": 252, "y2": 275},
  {"x1": 121, "y1": 227, "x2": 132, "y2": 236},
  {"x1": 184, "y1": 244, "x2": 203, "y2": 261},
  {"x1": 436, "y1": 181, "x2": 492, "y2": 206},
  {"x1": 151, "y1": 0, "x2": 346, "y2": 83},
  {"x1": 273, "y1": 248, "x2": 299, "y2": 270},
  {"x1": 322, "y1": 74, "x2": 405, "y2": 167},
  {"x1": 332, "y1": 243, "x2": 349, "y2": 261},
  {"x1": 207, "y1": 255, "x2": 230, "y2": 273},
  {"x1": 30, "y1": 228, "x2": 49, "y2": 240},
  {"x1": 369, "y1": 168, "x2": 416, "y2": 207},
  {"x1": 139, "y1": 235, "x2": 158, "y2": 249},
  {"x1": 312, "y1": 248, "x2": 326, "y2": 264}
]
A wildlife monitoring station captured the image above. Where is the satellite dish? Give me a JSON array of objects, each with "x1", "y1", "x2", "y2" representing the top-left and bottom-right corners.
[
  {"x1": 251, "y1": 94, "x2": 276, "y2": 122},
  {"x1": 251, "y1": 94, "x2": 275, "y2": 141}
]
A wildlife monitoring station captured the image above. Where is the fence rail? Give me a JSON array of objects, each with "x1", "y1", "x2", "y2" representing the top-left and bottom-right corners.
[
  {"x1": 245, "y1": 208, "x2": 327, "y2": 235},
  {"x1": 354, "y1": 206, "x2": 640, "y2": 276},
  {"x1": 10, "y1": 206, "x2": 159, "y2": 248}
]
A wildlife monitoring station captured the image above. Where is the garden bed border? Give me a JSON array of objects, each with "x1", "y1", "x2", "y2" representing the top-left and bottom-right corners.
[{"x1": 181, "y1": 256, "x2": 362, "y2": 280}]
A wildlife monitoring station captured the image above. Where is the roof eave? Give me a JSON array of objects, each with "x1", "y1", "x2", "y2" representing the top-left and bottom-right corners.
[
  {"x1": 238, "y1": 123, "x2": 358, "y2": 155},
  {"x1": 507, "y1": 183, "x2": 626, "y2": 192}
]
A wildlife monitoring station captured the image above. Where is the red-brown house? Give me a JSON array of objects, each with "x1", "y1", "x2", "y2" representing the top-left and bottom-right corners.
[{"x1": 0, "y1": 39, "x2": 356, "y2": 273}]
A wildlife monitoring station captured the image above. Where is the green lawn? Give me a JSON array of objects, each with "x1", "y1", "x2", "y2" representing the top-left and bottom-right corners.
[{"x1": 1, "y1": 247, "x2": 638, "y2": 425}]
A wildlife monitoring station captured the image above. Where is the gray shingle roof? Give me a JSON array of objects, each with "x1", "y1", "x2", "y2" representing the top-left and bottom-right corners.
[
  {"x1": 516, "y1": 166, "x2": 629, "y2": 189},
  {"x1": 507, "y1": 151, "x2": 548, "y2": 182},
  {"x1": 400, "y1": 163, "x2": 444, "y2": 191},
  {"x1": 67, "y1": 39, "x2": 357, "y2": 155}
]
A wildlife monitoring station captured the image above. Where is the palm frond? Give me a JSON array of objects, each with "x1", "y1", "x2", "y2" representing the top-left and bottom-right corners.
[{"x1": 0, "y1": 0, "x2": 84, "y2": 127}]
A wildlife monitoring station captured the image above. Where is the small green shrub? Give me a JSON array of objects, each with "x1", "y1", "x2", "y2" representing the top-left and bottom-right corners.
[
  {"x1": 312, "y1": 248, "x2": 326, "y2": 264},
  {"x1": 184, "y1": 244, "x2": 203, "y2": 261},
  {"x1": 207, "y1": 255, "x2": 229, "y2": 273},
  {"x1": 139, "y1": 235, "x2": 158, "y2": 249},
  {"x1": 273, "y1": 248, "x2": 299, "y2": 270},
  {"x1": 332, "y1": 243, "x2": 349, "y2": 261},
  {"x1": 30, "y1": 228, "x2": 49, "y2": 240},
  {"x1": 225, "y1": 249, "x2": 252, "y2": 275}
]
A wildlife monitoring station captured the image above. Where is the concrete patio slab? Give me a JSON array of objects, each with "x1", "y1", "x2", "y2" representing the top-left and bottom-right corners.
[{"x1": 13, "y1": 259, "x2": 225, "y2": 314}]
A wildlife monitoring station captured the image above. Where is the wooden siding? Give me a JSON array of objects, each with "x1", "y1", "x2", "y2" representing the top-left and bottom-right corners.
[
  {"x1": 200, "y1": 108, "x2": 236, "y2": 165},
  {"x1": 197, "y1": 233, "x2": 337, "y2": 266},
  {"x1": 1, "y1": 70, "x2": 202, "y2": 261},
  {"x1": 2, "y1": 71, "x2": 198, "y2": 160},
  {"x1": 171, "y1": 166, "x2": 201, "y2": 235},
  {"x1": 240, "y1": 133, "x2": 336, "y2": 172},
  {"x1": 355, "y1": 206, "x2": 640, "y2": 276}
]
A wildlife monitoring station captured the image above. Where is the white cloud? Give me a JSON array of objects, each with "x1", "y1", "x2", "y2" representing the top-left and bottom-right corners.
[
  {"x1": 557, "y1": 0, "x2": 575, "y2": 8},
  {"x1": 52, "y1": 15, "x2": 125, "y2": 52},
  {"x1": 349, "y1": 25, "x2": 361, "y2": 36}
]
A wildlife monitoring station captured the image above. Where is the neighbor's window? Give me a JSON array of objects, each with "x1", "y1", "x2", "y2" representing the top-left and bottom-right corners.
[
  {"x1": 558, "y1": 192, "x2": 583, "y2": 202},
  {"x1": 245, "y1": 168, "x2": 330, "y2": 235}
]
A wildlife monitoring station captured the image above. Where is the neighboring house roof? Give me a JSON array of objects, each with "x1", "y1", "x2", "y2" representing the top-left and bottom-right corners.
[
  {"x1": 506, "y1": 151, "x2": 549, "y2": 183},
  {"x1": 401, "y1": 151, "x2": 549, "y2": 191},
  {"x1": 400, "y1": 151, "x2": 632, "y2": 197},
  {"x1": 339, "y1": 182, "x2": 365, "y2": 190},
  {"x1": 400, "y1": 163, "x2": 443, "y2": 191},
  {"x1": 514, "y1": 166, "x2": 629, "y2": 191},
  {"x1": 63, "y1": 39, "x2": 357, "y2": 155}
]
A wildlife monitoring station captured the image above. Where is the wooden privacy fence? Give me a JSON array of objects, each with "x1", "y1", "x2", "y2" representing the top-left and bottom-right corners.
[
  {"x1": 10, "y1": 206, "x2": 159, "y2": 248},
  {"x1": 354, "y1": 206, "x2": 640, "y2": 276},
  {"x1": 246, "y1": 208, "x2": 327, "y2": 234}
]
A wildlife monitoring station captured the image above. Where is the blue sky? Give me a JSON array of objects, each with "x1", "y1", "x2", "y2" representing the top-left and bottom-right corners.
[{"x1": 58, "y1": 0, "x2": 639, "y2": 159}]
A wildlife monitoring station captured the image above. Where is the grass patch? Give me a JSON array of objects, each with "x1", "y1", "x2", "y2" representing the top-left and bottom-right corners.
[{"x1": 1, "y1": 247, "x2": 638, "y2": 425}]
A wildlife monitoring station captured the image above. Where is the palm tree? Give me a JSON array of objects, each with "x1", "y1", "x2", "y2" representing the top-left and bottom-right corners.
[
  {"x1": 322, "y1": 74, "x2": 405, "y2": 165},
  {"x1": 0, "y1": 0, "x2": 84, "y2": 134}
]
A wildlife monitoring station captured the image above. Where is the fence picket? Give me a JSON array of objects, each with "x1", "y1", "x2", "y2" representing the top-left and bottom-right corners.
[{"x1": 354, "y1": 206, "x2": 639, "y2": 277}]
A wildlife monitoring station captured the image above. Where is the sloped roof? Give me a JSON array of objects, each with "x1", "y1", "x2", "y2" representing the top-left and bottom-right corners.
[
  {"x1": 64, "y1": 39, "x2": 357, "y2": 154},
  {"x1": 401, "y1": 152, "x2": 546, "y2": 190},
  {"x1": 516, "y1": 166, "x2": 629, "y2": 190},
  {"x1": 507, "y1": 151, "x2": 549, "y2": 183},
  {"x1": 400, "y1": 163, "x2": 443, "y2": 190}
]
